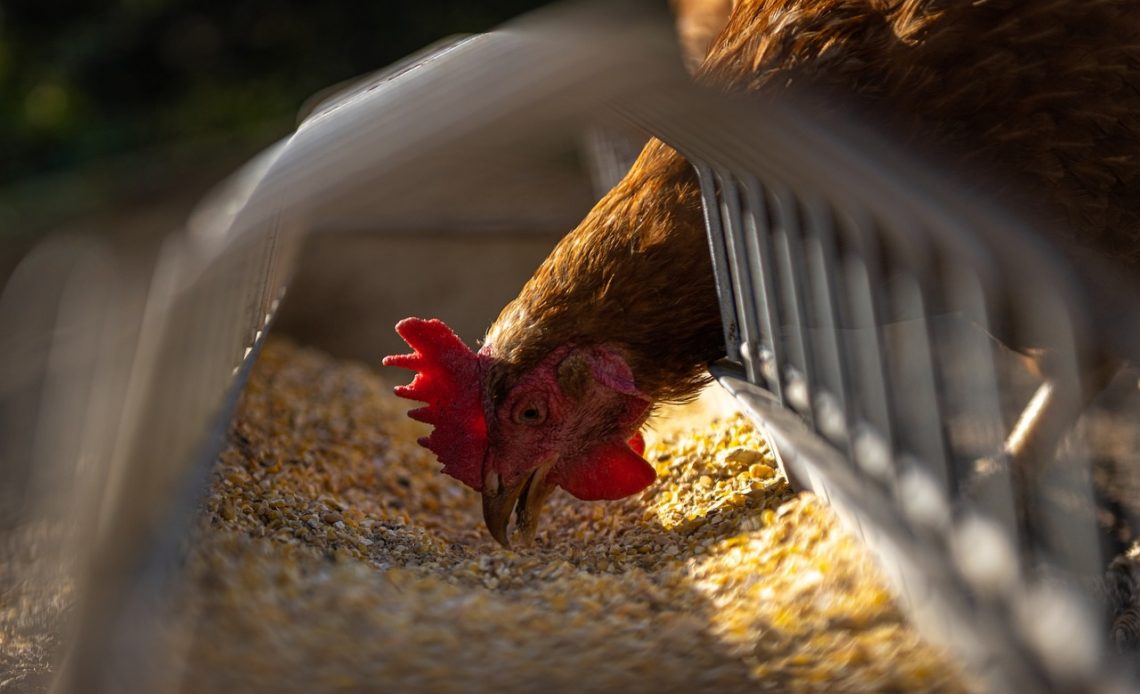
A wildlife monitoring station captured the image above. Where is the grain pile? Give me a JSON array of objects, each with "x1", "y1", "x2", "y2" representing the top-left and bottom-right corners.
[
  {"x1": 0, "y1": 524, "x2": 70, "y2": 694},
  {"x1": 160, "y1": 338, "x2": 970, "y2": 692}
]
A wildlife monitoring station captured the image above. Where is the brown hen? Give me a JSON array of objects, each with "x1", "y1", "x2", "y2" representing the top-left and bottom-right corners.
[{"x1": 388, "y1": 0, "x2": 1140, "y2": 547}]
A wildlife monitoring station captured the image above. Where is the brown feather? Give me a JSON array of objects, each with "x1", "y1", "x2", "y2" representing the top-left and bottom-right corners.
[
  {"x1": 484, "y1": 139, "x2": 720, "y2": 404},
  {"x1": 484, "y1": 0, "x2": 1140, "y2": 405}
]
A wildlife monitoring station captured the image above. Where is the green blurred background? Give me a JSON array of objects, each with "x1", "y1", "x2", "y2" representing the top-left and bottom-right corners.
[{"x1": 1, "y1": 0, "x2": 551, "y2": 235}]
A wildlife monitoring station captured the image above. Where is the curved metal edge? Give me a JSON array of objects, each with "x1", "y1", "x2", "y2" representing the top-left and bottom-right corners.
[{"x1": 713, "y1": 362, "x2": 1135, "y2": 694}]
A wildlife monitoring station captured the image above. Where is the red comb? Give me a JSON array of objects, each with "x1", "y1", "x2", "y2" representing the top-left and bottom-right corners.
[{"x1": 382, "y1": 318, "x2": 487, "y2": 490}]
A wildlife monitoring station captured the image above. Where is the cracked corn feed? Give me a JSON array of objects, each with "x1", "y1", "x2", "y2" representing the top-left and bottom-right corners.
[
  {"x1": 160, "y1": 338, "x2": 970, "y2": 692},
  {"x1": 0, "y1": 523, "x2": 71, "y2": 694}
]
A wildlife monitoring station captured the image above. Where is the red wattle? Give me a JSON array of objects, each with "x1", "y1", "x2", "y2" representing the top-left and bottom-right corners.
[
  {"x1": 628, "y1": 431, "x2": 646, "y2": 456},
  {"x1": 553, "y1": 439, "x2": 656, "y2": 501}
]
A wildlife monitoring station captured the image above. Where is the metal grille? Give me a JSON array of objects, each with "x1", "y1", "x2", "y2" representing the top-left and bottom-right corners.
[{"x1": 685, "y1": 107, "x2": 1135, "y2": 691}]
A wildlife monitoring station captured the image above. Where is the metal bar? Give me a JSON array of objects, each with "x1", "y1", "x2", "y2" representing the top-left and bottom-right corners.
[
  {"x1": 715, "y1": 170, "x2": 762, "y2": 383},
  {"x1": 800, "y1": 195, "x2": 853, "y2": 450},
  {"x1": 836, "y1": 214, "x2": 898, "y2": 493},
  {"x1": 694, "y1": 162, "x2": 742, "y2": 362},
  {"x1": 768, "y1": 184, "x2": 816, "y2": 425},
  {"x1": 741, "y1": 176, "x2": 784, "y2": 403}
]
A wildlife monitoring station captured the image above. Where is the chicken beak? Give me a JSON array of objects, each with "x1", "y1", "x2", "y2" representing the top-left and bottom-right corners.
[
  {"x1": 481, "y1": 458, "x2": 556, "y2": 549},
  {"x1": 515, "y1": 460, "x2": 556, "y2": 546},
  {"x1": 482, "y1": 468, "x2": 524, "y2": 548}
]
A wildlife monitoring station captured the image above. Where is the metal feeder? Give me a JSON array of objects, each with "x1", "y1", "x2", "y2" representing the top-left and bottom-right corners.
[{"x1": 3, "y1": 2, "x2": 1138, "y2": 691}]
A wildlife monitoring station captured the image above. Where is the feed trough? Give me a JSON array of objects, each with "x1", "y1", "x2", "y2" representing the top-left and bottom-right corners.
[{"x1": 2, "y1": 2, "x2": 1137, "y2": 691}]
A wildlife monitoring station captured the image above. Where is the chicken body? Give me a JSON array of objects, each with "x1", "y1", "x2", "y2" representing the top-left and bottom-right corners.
[
  {"x1": 393, "y1": 0, "x2": 1140, "y2": 546},
  {"x1": 493, "y1": 0, "x2": 1140, "y2": 382}
]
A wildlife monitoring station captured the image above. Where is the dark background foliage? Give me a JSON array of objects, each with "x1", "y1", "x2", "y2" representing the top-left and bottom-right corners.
[{"x1": 1, "y1": 0, "x2": 551, "y2": 185}]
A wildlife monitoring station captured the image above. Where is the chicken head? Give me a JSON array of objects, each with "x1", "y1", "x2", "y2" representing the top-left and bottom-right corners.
[{"x1": 384, "y1": 317, "x2": 655, "y2": 547}]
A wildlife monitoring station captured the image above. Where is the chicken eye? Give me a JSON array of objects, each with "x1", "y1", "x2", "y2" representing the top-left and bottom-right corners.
[{"x1": 513, "y1": 402, "x2": 547, "y2": 425}]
